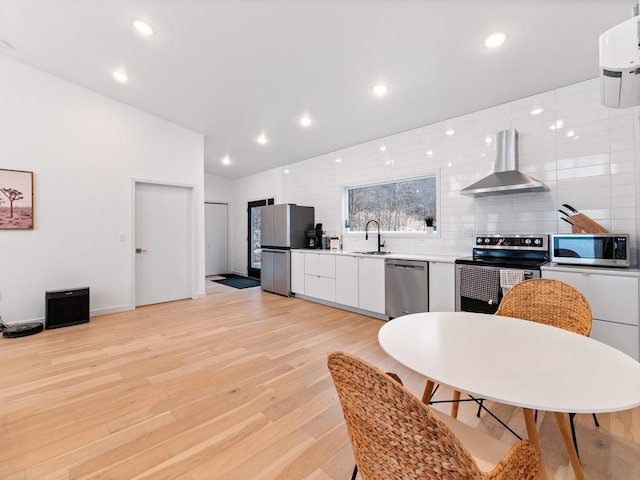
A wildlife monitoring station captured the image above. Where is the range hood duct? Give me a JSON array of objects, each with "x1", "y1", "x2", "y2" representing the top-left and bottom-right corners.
[{"x1": 460, "y1": 129, "x2": 549, "y2": 197}]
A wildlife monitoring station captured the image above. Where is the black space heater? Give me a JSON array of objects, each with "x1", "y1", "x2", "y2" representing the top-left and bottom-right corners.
[{"x1": 45, "y1": 287, "x2": 90, "y2": 329}]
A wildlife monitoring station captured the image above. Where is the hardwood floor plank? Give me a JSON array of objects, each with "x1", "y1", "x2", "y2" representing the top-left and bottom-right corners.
[{"x1": 0, "y1": 282, "x2": 636, "y2": 479}]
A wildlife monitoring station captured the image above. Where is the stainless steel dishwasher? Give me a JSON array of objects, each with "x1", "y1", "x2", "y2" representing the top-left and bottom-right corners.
[{"x1": 385, "y1": 258, "x2": 429, "y2": 318}]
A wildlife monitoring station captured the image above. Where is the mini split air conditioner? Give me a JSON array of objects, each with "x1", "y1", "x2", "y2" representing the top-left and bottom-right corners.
[{"x1": 600, "y1": 7, "x2": 640, "y2": 108}]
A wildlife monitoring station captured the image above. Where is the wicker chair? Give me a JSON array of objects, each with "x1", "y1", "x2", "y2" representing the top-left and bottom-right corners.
[
  {"x1": 450, "y1": 278, "x2": 596, "y2": 456},
  {"x1": 328, "y1": 351, "x2": 541, "y2": 480},
  {"x1": 494, "y1": 278, "x2": 592, "y2": 336}
]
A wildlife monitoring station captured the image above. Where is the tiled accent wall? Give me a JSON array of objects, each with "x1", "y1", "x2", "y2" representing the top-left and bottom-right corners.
[{"x1": 279, "y1": 78, "x2": 639, "y2": 260}]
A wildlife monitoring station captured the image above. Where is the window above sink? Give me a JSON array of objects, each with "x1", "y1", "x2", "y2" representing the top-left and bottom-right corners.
[{"x1": 344, "y1": 174, "x2": 439, "y2": 235}]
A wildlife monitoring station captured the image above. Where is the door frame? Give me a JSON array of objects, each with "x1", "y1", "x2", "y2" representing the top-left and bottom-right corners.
[
  {"x1": 247, "y1": 197, "x2": 274, "y2": 279},
  {"x1": 131, "y1": 179, "x2": 198, "y2": 308},
  {"x1": 204, "y1": 201, "x2": 229, "y2": 276}
]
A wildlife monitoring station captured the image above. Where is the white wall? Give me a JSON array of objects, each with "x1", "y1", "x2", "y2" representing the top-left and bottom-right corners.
[
  {"x1": 230, "y1": 78, "x2": 640, "y2": 263},
  {"x1": 0, "y1": 58, "x2": 205, "y2": 323},
  {"x1": 226, "y1": 169, "x2": 283, "y2": 274},
  {"x1": 204, "y1": 172, "x2": 233, "y2": 203}
]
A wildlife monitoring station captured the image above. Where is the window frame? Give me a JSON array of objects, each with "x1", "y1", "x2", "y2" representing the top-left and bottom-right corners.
[{"x1": 342, "y1": 171, "x2": 440, "y2": 237}]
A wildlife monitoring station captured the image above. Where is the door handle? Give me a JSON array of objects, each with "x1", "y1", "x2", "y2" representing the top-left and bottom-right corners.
[{"x1": 135, "y1": 248, "x2": 147, "y2": 253}]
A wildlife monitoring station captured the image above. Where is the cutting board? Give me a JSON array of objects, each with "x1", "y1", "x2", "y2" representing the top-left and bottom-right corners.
[{"x1": 569, "y1": 213, "x2": 609, "y2": 233}]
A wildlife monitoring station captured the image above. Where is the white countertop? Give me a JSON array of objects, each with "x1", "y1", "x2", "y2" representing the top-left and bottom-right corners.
[
  {"x1": 292, "y1": 248, "x2": 459, "y2": 263},
  {"x1": 294, "y1": 249, "x2": 640, "y2": 274},
  {"x1": 542, "y1": 262, "x2": 640, "y2": 277}
]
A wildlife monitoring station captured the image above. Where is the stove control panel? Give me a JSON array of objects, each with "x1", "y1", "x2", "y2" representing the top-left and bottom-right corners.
[{"x1": 474, "y1": 234, "x2": 548, "y2": 250}]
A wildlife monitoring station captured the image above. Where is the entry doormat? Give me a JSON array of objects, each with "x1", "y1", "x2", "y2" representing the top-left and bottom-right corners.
[{"x1": 212, "y1": 274, "x2": 260, "y2": 289}]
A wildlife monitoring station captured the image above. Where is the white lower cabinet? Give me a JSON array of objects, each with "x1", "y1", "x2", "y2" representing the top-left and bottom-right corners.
[
  {"x1": 428, "y1": 261, "x2": 455, "y2": 312},
  {"x1": 542, "y1": 268, "x2": 639, "y2": 361},
  {"x1": 336, "y1": 255, "x2": 359, "y2": 308},
  {"x1": 304, "y1": 274, "x2": 336, "y2": 302},
  {"x1": 293, "y1": 251, "x2": 452, "y2": 319},
  {"x1": 304, "y1": 253, "x2": 336, "y2": 302},
  {"x1": 591, "y1": 319, "x2": 639, "y2": 361},
  {"x1": 291, "y1": 251, "x2": 305, "y2": 295},
  {"x1": 358, "y1": 256, "x2": 385, "y2": 315}
]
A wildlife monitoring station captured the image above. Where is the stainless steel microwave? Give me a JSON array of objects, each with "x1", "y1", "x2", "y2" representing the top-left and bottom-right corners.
[{"x1": 551, "y1": 233, "x2": 630, "y2": 267}]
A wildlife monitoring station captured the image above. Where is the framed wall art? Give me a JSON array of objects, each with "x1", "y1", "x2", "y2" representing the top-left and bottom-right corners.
[{"x1": 0, "y1": 168, "x2": 34, "y2": 229}]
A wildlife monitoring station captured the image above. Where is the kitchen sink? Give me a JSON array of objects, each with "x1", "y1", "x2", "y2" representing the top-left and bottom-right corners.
[{"x1": 354, "y1": 251, "x2": 391, "y2": 255}]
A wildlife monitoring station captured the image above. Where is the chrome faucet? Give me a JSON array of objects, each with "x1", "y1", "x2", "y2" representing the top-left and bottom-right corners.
[{"x1": 365, "y1": 220, "x2": 385, "y2": 252}]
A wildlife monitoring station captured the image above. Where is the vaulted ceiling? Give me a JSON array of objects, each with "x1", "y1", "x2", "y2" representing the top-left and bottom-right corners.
[{"x1": 0, "y1": 1, "x2": 632, "y2": 179}]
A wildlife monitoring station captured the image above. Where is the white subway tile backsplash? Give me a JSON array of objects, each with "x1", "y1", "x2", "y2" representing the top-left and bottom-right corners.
[
  {"x1": 557, "y1": 153, "x2": 609, "y2": 170},
  {"x1": 555, "y1": 80, "x2": 599, "y2": 101},
  {"x1": 557, "y1": 165, "x2": 610, "y2": 180},
  {"x1": 276, "y1": 78, "x2": 639, "y2": 259}
]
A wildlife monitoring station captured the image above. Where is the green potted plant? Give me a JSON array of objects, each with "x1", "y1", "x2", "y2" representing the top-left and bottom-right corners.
[{"x1": 424, "y1": 215, "x2": 435, "y2": 232}]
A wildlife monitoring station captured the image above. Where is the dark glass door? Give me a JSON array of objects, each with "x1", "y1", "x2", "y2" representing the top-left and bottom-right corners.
[{"x1": 247, "y1": 198, "x2": 274, "y2": 279}]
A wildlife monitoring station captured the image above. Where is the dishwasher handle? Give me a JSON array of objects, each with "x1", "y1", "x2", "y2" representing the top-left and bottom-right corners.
[
  {"x1": 385, "y1": 259, "x2": 428, "y2": 270},
  {"x1": 388, "y1": 264, "x2": 422, "y2": 270}
]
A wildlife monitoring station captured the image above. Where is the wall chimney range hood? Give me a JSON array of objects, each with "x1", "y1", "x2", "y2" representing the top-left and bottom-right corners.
[{"x1": 460, "y1": 129, "x2": 549, "y2": 197}]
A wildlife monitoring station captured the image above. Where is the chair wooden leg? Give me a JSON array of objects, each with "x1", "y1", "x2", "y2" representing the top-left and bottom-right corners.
[
  {"x1": 523, "y1": 408, "x2": 547, "y2": 480},
  {"x1": 351, "y1": 464, "x2": 358, "y2": 480},
  {"x1": 451, "y1": 390, "x2": 461, "y2": 418},
  {"x1": 554, "y1": 411, "x2": 585, "y2": 480},
  {"x1": 421, "y1": 380, "x2": 435, "y2": 404},
  {"x1": 592, "y1": 413, "x2": 600, "y2": 428}
]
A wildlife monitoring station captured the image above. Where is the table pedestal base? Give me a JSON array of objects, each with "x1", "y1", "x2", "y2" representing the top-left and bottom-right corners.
[{"x1": 421, "y1": 382, "x2": 585, "y2": 480}]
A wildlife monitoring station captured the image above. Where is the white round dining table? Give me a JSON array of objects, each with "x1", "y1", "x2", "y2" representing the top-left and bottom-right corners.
[{"x1": 378, "y1": 311, "x2": 640, "y2": 480}]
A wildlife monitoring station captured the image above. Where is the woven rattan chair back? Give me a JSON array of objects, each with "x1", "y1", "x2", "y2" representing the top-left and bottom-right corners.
[
  {"x1": 328, "y1": 351, "x2": 540, "y2": 480},
  {"x1": 495, "y1": 278, "x2": 592, "y2": 336}
]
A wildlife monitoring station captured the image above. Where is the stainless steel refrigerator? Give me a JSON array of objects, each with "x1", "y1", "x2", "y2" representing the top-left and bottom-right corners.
[{"x1": 260, "y1": 204, "x2": 314, "y2": 296}]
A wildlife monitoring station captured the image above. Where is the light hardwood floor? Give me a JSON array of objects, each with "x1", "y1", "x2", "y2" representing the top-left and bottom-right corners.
[{"x1": 1, "y1": 281, "x2": 638, "y2": 479}]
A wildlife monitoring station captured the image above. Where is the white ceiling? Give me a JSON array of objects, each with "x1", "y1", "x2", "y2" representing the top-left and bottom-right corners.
[{"x1": 0, "y1": 1, "x2": 633, "y2": 179}]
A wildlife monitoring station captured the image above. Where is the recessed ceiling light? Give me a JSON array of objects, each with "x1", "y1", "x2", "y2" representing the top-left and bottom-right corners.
[
  {"x1": 222, "y1": 156, "x2": 231, "y2": 165},
  {"x1": 372, "y1": 84, "x2": 388, "y2": 97},
  {"x1": 566, "y1": 130, "x2": 575, "y2": 138},
  {"x1": 335, "y1": 157, "x2": 342, "y2": 163},
  {"x1": 484, "y1": 32, "x2": 507, "y2": 49},
  {"x1": 485, "y1": 136, "x2": 492, "y2": 144},
  {"x1": 445, "y1": 128, "x2": 455, "y2": 136},
  {"x1": 300, "y1": 115, "x2": 312, "y2": 127},
  {"x1": 379, "y1": 145, "x2": 386, "y2": 151},
  {"x1": 112, "y1": 70, "x2": 129, "y2": 83},
  {"x1": 283, "y1": 168, "x2": 290, "y2": 174},
  {"x1": 257, "y1": 134, "x2": 268, "y2": 145},
  {"x1": 427, "y1": 150, "x2": 433, "y2": 156},
  {"x1": 531, "y1": 107, "x2": 543, "y2": 115},
  {"x1": 132, "y1": 19, "x2": 154, "y2": 36}
]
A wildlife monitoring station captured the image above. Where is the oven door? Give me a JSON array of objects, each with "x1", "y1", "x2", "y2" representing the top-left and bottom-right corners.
[{"x1": 455, "y1": 264, "x2": 540, "y2": 313}]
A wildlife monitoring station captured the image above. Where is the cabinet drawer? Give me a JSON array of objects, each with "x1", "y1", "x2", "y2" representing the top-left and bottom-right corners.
[
  {"x1": 305, "y1": 253, "x2": 336, "y2": 278},
  {"x1": 543, "y1": 271, "x2": 639, "y2": 326},
  {"x1": 591, "y1": 319, "x2": 639, "y2": 361},
  {"x1": 305, "y1": 274, "x2": 336, "y2": 302}
]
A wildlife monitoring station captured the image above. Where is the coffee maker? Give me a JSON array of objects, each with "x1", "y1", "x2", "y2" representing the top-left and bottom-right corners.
[{"x1": 305, "y1": 223, "x2": 323, "y2": 248}]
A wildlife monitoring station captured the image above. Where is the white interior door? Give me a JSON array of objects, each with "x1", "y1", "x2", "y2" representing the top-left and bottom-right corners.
[
  {"x1": 135, "y1": 182, "x2": 192, "y2": 307},
  {"x1": 205, "y1": 202, "x2": 228, "y2": 275}
]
